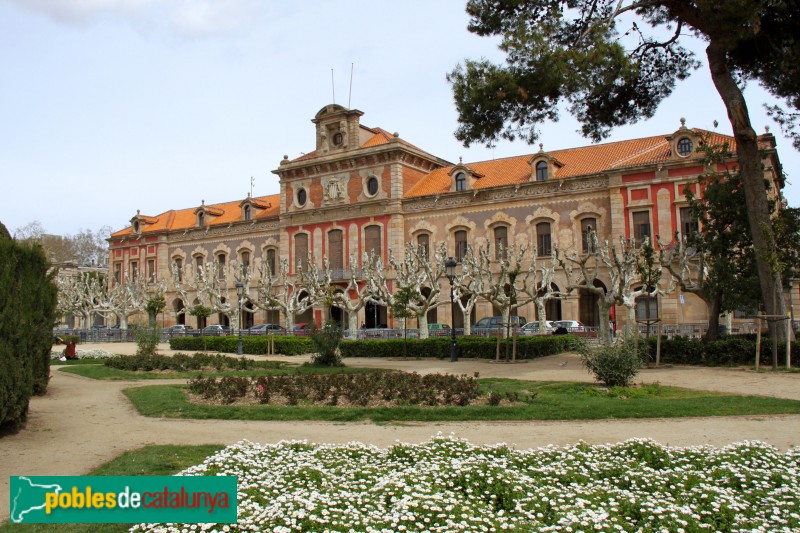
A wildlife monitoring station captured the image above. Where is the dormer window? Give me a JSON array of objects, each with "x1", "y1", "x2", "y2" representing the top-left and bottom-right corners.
[
  {"x1": 455, "y1": 172, "x2": 467, "y2": 192},
  {"x1": 133, "y1": 221, "x2": 140, "y2": 233},
  {"x1": 535, "y1": 161, "x2": 548, "y2": 181},
  {"x1": 677, "y1": 137, "x2": 694, "y2": 157},
  {"x1": 243, "y1": 205, "x2": 251, "y2": 221},
  {"x1": 197, "y1": 212, "x2": 205, "y2": 228}
]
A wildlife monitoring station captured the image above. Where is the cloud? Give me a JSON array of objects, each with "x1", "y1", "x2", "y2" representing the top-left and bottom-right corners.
[{"x1": 4, "y1": 0, "x2": 262, "y2": 36}]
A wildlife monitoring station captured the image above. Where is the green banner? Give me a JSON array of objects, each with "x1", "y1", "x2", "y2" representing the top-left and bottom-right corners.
[{"x1": 9, "y1": 476, "x2": 237, "y2": 524}]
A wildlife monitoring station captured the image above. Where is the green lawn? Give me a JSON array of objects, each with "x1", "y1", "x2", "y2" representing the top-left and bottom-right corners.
[
  {"x1": 1, "y1": 445, "x2": 224, "y2": 533},
  {"x1": 123, "y1": 378, "x2": 800, "y2": 422},
  {"x1": 58, "y1": 362, "x2": 376, "y2": 380}
]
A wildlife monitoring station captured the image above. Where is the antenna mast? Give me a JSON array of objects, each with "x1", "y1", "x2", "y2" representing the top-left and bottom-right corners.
[{"x1": 348, "y1": 63, "x2": 354, "y2": 108}]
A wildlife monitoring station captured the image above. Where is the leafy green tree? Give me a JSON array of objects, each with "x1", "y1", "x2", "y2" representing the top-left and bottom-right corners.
[
  {"x1": 390, "y1": 285, "x2": 421, "y2": 357},
  {"x1": 189, "y1": 304, "x2": 211, "y2": 332},
  {"x1": 448, "y1": 0, "x2": 797, "y2": 341},
  {"x1": 659, "y1": 142, "x2": 771, "y2": 341},
  {"x1": 145, "y1": 295, "x2": 166, "y2": 327}
]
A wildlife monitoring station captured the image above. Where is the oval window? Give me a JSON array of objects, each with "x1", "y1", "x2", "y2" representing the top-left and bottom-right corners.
[
  {"x1": 297, "y1": 188, "x2": 307, "y2": 207},
  {"x1": 367, "y1": 176, "x2": 379, "y2": 196}
]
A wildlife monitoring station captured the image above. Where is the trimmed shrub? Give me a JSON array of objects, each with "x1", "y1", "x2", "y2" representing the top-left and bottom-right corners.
[
  {"x1": 169, "y1": 335, "x2": 314, "y2": 356},
  {"x1": 579, "y1": 334, "x2": 644, "y2": 387},
  {"x1": 309, "y1": 322, "x2": 344, "y2": 366},
  {"x1": 646, "y1": 335, "x2": 799, "y2": 367},
  {"x1": 134, "y1": 325, "x2": 162, "y2": 356},
  {"x1": 339, "y1": 335, "x2": 573, "y2": 359},
  {"x1": 0, "y1": 223, "x2": 58, "y2": 430}
]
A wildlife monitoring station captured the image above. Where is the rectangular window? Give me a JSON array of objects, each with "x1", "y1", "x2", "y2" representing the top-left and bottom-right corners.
[
  {"x1": 635, "y1": 295, "x2": 659, "y2": 321},
  {"x1": 175, "y1": 258, "x2": 183, "y2": 282},
  {"x1": 581, "y1": 218, "x2": 597, "y2": 253},
  {"x1": 328, "y1": 230, "x2": 343, "y2": 271},
  {"x1": 294, "y1": 234, "x2": 309, "y2": 272},
  {"x1": 454, "y1": 230, "x2": 468, "y2": 261},
  {"x1": 679, "y1": 207, "x2": 698, "y2": 239},
  {"x1": 241, "y1": 251, "x2": 250, "y2": 271},
  {"x1": 494, "y1": 226, "x2": 508, "y2": 260},
  {"x1": 195, "y1": 256, "x2": 203, "y2": 273},
  {"x1": 633, "y1": 211, "x2": 651, "y2": 246},
  {"x1": 114, "y1": 263, "x2": 122, "y2": 284},
  {"x1": 536, "y1": 222, "x2": 551, "y2": 256},
  {"x1": 130, "y1": 261, "x2": 138, "y2": 281},
  {"x1": 365, "y1": 225, "x2": 381, "y2": 258},
  {"x1": 266, "y1": 249, "x2": 276, "y2": 275},
  {"x1": 147, "y1": 259, "x2": 155, "y2": 282}
]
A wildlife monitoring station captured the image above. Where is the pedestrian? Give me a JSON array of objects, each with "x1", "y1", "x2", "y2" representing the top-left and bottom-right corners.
[{"x1": 56, "y1": 336, "x2": 78, "y2": 360}]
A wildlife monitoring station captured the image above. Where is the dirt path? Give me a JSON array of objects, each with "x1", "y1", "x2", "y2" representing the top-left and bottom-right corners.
[{"x1": 2, "y1": 343, "x2": 799, "y2": 522}]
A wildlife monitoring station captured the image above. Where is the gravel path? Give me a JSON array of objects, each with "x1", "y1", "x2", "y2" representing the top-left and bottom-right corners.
[{"x1": 2, "y1": 343, "x2": 799, "y2": 522}]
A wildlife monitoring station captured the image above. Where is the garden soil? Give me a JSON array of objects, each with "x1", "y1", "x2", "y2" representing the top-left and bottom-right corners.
[{"x1": 2, "y1": 343, "x2": 799, "y2": 522}]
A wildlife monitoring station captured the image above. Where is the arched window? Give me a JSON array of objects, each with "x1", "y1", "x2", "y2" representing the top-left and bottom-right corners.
[
  {"x1": 417, "y1": 233, "x2": 430, "y2": 260},
  {"x1": 536, "y1": 222, "x2": 552, "y2": 256},
  {"x1": 174, "y1": 258, "x2": 183, "y2": 282},
  {"x1": 454, "y1": 230, "x2": 468, "y2": 261},
  {"x1": 581, "y1": 218, "x2": 597, "y2": 253},
  {"x1": 455, "y1": 172, "x2": 467, "y2": 191},
  {"x1": 243, "y1": 205, "x2": 251, "y2": 221},
  {"x1": 241, "y1": 251, "x2": 250, "y2": 271},
  {"x1": 197, "y1": 212, "x2": 205, "y2": 228},
  {"x1": 195, "y1": 255, "x2": 204, "y2": 273},
  {"x1": 294, "y1": 234, "x2": 309, "y2": 272},
  {"x1": 494, "y1": 226, "x2": 508, "y2": 259},
  {"x1": 216, "y1": 253, "x2": 226, "y2": 279},
  {"x1": 535, "y1": 161, "x2": 548, "y2": 182}
]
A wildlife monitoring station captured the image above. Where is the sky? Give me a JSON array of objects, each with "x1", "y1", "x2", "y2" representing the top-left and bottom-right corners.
[{"x1": 1, "y1": 0, "x2": 798, "y2": 238}]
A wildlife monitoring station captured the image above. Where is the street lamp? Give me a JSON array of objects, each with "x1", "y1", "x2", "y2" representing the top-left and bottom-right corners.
[
  {"x1": 445, "y1": 257, "x2": 458, "y2": 362},
  {"x1": 235, "y1": 280, "x2": 244, "y2": 355}
]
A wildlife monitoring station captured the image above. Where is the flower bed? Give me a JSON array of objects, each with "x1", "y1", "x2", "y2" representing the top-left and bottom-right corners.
[
  {"x1": 50, "y1": 348, "x2": 114, "y2": 360},
  {"x1": 132, "y1": 436, "x2": 800, "y2": 533},
  {"x1": 186, "y1": 372, "x2": 511, "y2": 407}
]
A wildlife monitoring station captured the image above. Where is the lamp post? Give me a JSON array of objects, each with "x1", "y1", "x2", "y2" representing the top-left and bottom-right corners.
[
  {"x1": 445, "y1": 257, "x2": 458, "y2": 362},
  {"x1": 235, "y1": 280, "x2": 244, "y2": 355}
]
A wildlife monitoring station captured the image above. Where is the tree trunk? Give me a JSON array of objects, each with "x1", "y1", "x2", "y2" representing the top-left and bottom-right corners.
[
  {"x1": 596, "y1": 299, "x2": 612, "y2": 345},
  {"x1": 703, "y1": 291, "x2": 722, "y2": 342},
  {"x1": 706, "y1": 42, "x2": 788, "y2": 344},
  {"x1": 418, "y1": 313, "x2": 429, "y2": 339}
]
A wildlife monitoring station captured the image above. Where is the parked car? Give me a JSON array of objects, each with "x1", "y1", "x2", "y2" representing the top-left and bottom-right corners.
[
  {"x1": 291, "y1": 323, "x2": 314, "y2": 336},
  {"x1": 166, "y1": 324, "x2": 189, "y2": 336},
  {"x1": 551, "y1": 320, "x2": 586, "y2": 333},
  {"x1": 521, "y1": 321, "x2": 554, "y2": 335},
  {"x1": 427, "y1": 323, "x2": 452, "y2": 337},
  {"x1": 248, "y1": 323, "x2": 285, "y2": 335},
  {"x1": 201, "y1": 324, "x2": 227, "y2": 336},
  {"x1": 471, "y1": 316, "x2": 527, "y2": 336}
]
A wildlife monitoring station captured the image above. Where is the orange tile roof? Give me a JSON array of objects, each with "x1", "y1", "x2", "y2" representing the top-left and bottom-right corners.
[
  {"x1": 111, "y1": 194, "x2": 280, "y2": 238},
  {"x1": 405, "y1": 129, "x2": 735, "y2": 198}
]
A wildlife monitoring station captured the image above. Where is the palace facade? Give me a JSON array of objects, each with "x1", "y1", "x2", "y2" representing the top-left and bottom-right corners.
[{"x1": 108, "y1": 104, "x2": 786, "y2": 332}]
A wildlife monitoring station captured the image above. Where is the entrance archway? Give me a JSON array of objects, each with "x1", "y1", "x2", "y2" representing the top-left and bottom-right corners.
[
  {"x1": 173, "y1": 298, "x2": 186, "y2": 325},
  {"x1": 579, "y1": 280, "x2": 606, "y2": 328}
]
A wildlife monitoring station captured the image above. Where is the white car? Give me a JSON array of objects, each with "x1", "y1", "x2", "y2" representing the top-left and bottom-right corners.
[
  {"x1": 521, "y1": 321, "x2": 554, "y2": 335},
  {"x1": 552, "y1": 320, "x2": 586, "y2": 332}
]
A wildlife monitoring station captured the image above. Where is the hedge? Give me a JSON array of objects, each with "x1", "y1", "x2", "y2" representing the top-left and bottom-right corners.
[
  {"x1": 169, "y1": 335, "x2": 314, "y2": 356},
  {"x1": 339, "y1": 335, "x2": 574, "y2": 359},
  {"x1": 0, "y1": 223, "x2": 58, "y2": 430},
  {"x1": 645, "y1": 335, "x2": 799, "y2": 367},
  {"x1": 169, "y1": 333, "x2": 575, "y2": 360}
]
